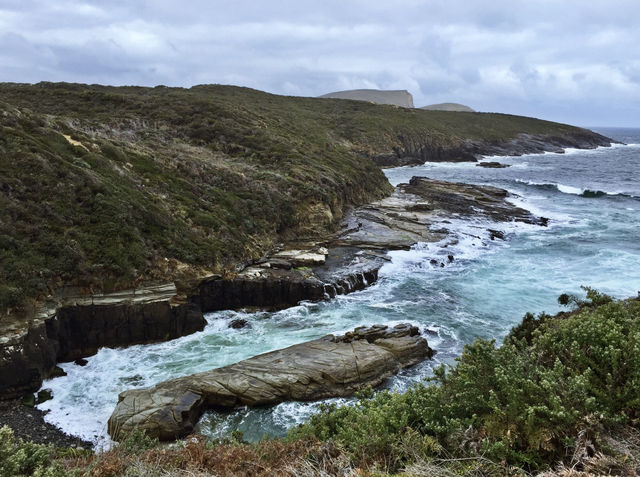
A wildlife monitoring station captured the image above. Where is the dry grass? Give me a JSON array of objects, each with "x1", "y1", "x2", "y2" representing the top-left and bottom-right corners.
[{"x1": 66, "y1": 434, "x2": 368, "y2": 477}]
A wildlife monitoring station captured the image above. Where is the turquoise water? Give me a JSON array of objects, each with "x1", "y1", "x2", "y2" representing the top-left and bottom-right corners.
[{"x1": 38, "y1": 128, "x2": 640, "y2": 447}]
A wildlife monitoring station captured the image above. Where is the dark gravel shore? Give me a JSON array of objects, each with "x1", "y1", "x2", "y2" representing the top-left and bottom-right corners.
[{"x1": 0, "y1": 398, "x2": 94, "y2": 449}]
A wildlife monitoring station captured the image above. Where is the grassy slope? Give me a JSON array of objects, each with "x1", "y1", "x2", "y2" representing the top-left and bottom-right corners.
[{"x1": 0, "y1": 82, "x2": 601, "y2": 314}]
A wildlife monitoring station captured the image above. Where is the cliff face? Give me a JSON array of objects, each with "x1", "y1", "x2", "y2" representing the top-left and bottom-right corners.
[{"x1": 319, "y1": 89, "x2": 415, "y2": 108}]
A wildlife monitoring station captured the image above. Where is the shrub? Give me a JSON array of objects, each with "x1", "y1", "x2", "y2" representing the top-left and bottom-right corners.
[
  {"x1": 0, "y1": 425, "x2": 68, "y2": 477},
  {"x1": 292, "y1": 294, "x2": 640, "y2": 473}
]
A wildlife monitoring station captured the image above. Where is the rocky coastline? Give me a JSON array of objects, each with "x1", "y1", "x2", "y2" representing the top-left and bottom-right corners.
[
  {"x1": 370, "y1": 130, "x2": 614, "y2": 167},
  {"x1": 0, "y1": 173, "x2": 566, "y2": 447},
  {"x1": 108, "y1": 323, "x2": 433, "y2": 441}
]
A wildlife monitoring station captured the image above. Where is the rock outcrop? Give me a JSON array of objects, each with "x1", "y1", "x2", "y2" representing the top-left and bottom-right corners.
[
  {"x1": 196, "y1": 246, "x2": 381, "y2": 312},
  {"x1": 369, "y1": 131, "x2": 613, "y2": 168},
  {"x1": 1, "y1": 257, "x2": 382, "y2": 399},
  {"x1": 108, "y1": 323, "x2": 433, "y2": 440},
  {"x1": 0, "y1": 285, "x2": 206, "y2": 399},
  {"x1": 319, "y1": 89, "x2": 414, "y2": 108},
  {"x1": 421, "y1": 102, "x2": 475, "y2": 112},
  {"x1": 477, "y1": 161, "x2": 510, "y2": 168},
  {"x1": 333, "y1": 176, "x2": 546, "y2": 251}
]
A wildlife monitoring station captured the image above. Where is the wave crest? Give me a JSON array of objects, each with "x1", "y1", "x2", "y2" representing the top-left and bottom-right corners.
[{"x1": 514, "y1": 179, "x2": 637, "y2": 199}]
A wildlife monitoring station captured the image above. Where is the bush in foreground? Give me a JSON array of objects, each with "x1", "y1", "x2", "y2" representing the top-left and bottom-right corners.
[{"x1": 291, "y1": 291, "x2": 640, "y2": 474}]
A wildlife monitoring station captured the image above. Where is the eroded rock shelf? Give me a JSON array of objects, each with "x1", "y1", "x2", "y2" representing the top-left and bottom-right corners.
[{"x1": 108, "y1": 323, "x2": 433, "y2": 440}]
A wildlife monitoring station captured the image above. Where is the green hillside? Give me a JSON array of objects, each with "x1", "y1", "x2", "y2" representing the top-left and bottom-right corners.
[{"x1": 0, "y1": 82, "x2": 607, "y2": 314}]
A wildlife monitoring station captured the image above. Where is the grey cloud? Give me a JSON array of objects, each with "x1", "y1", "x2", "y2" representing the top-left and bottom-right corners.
[{"x1": 0, "y1": 1, "x2": 638, "y2": 126}]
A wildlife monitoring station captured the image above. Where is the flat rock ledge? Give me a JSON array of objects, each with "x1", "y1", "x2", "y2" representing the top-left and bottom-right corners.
[
  {"x1": 108, "y1": 323, "x2": 433, "y2": 441},
  {"x1": 334, "y1": 176, "x2": 547, "y2": 251}
]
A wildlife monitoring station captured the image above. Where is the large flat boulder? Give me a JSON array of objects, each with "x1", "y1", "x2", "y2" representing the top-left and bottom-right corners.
[{"x1": 108, "y1": 323, "x2": 433, "y2": 441}]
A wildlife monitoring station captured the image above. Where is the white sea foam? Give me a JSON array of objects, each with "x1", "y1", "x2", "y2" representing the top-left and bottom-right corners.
[
  {"x1": 556, "y1": 183, "x2": 584, "y2": 195},
  {"x1": 513, "y1": 179, "x2": 637, "y2": 198},
  {"x1": 481, "y1": 141, "x2": 636, "y2": 161}
]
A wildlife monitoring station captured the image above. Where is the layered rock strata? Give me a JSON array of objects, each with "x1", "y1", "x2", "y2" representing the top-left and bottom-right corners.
[
  {"x1": 371, "y1": 131, "x2": 613, "y2": 167},
  {"x1": 1, "y1": 263, "x2": 381, "y2": 399},
  {"x1": 319, "y1": 89, "x2": 414, "y2": 108},
  {"x1": 108, "y1": 323, "x2": 433, "y2": 440},
  {"x1": 0, "y1": 285, "x2": 205, "y2": 399},
  {"x1": 333, "y1": 176, "x2": 546, "y2": 251}
]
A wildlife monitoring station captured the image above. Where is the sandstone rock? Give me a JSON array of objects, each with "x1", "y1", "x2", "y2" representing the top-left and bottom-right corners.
[
  {"x1": 333, "y1": 176, "x2": 546, "y2": 252},
  {"x1": 271, "y1": 249, "x2": 327, "y2": 266},
  {"x1": 108, "y1": 323, "x2": 433, "y2": 441}
]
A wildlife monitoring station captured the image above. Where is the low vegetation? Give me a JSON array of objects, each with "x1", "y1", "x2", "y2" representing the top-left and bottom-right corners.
[
  {"x1": 1, "y1": 290, "x2": 638, "y2": 475},
  {"x1": 292, "y1": 289, "x2": 640, "y2": 475},
  {"x1": 0, "y1": 82, "x2": 601, "y2": 316}
]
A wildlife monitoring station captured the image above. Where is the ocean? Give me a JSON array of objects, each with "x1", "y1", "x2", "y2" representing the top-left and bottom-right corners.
[{"x1": 37, "y1": 127, "x2": 640, "y2": 447}]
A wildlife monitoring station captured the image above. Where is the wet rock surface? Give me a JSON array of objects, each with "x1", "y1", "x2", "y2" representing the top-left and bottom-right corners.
[
  {"x1": 334, "y1": 176, "x2": 546, "y2": 251},
  {"x1": 0, "y1": 285, "x2": 206, "y2": 399},
  {"x1": 108, "y1": 323, "x2": 433, "y2": 441},
  {"x1": 477, "y1": 161, "x2": 510, "y2": 168},
  {"x1": 196, "y1": 246, "x2": 382, "y2": 313}
]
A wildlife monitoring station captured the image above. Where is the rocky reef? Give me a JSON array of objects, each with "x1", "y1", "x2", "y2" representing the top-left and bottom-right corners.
[
  {"x1": 0, "y1": 257, "x2": 382, "y2": 399},
  {"x1": 108, "y1": 323, "x2": 433, "y2": 440},
  {"x1": 370, "y1": 130, "x2": 613, "y2": 167},
  {"x1": 333, "y1": 176, "x2": 546, "y2": 251}
]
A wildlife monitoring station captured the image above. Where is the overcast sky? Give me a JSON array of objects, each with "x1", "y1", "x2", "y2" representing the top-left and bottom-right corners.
[{"x1": 0, "y1": 0, "x2": 638, "y2": 127}]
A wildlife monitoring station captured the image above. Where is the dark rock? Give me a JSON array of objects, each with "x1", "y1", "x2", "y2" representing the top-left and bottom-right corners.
[
  {"x1": 448, "y1": 254, "x2": 454, "y2": 262},
  {"x1": 267, "y1": 259, "x2": 293, "y2": 270},
  {"x1": 197, "y1": 266, "x2": 379, "y2": 313},
  {"x1": 52, "y1": 301, "x2": 205, "y2": 363},
  {"x1": 488, "y1": 229, "x2": 505, "y2": 241},
  {"x1": 36, "y1": 389, "x2": 53, "y2": 404},
  {"x1": 229, "y1": 318, "x2": 249, "y2": 329},
  {"x1": 404, "y1": 177, "x2": 547, "y2": 226},
  {"x1": 50, "y1": 366, "x2": 67, "y2": 378},
  {"x1": 74, "y1": 358, "x2": 88, "y2": 366},
  {"x1": 108, "y1": 324, "x2": 434, "y2": 441},
  {"x1": 21, "y1": 394, "x2": 35, "y2": 408},
  {"x1": 368, "y1": 130, "x2": 612, "y2": 168},
  {"x1": 476, "y1": 161, "x2": 510, "y2": 168},
  {"x1": 0, "y1": 398, "x2": 93, "y2": 448},
  {"x1": 120, "y1": 374, "x2": 144, "y2": 386},
  {"x1": 0, "y1": 300, "x2": 206, "y2": 399}
]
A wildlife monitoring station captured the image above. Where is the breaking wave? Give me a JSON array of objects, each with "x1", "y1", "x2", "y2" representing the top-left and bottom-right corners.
[{"x1": 513, "y1": 179, "x2": 638, "y2": 199}]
